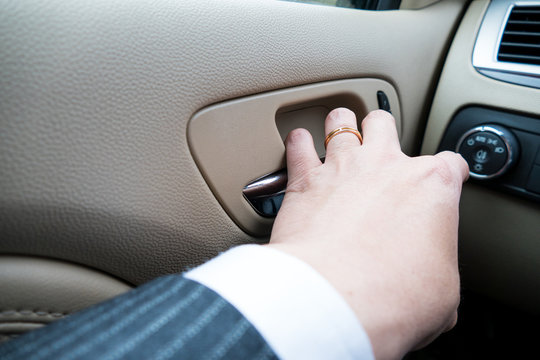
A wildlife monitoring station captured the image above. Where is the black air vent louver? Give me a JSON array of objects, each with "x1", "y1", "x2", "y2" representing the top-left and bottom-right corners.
[{"x1": 498, "y1": 5, "x2": 540, "y2": 66}]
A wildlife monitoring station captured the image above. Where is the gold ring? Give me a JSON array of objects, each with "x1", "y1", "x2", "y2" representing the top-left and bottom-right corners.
[{"x1": 324, "y1": 127, "x2": 363, "y2": 149}]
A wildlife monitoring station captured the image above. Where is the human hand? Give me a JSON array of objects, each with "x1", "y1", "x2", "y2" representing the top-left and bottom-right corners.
[{"x1": 267, "y1": 108, "x2": 469, "y2": 360}]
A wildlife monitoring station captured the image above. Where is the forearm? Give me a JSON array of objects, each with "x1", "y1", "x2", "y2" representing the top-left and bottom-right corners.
[{"x1": 0, "y1": 274, "x2": 275, "y2": 360}]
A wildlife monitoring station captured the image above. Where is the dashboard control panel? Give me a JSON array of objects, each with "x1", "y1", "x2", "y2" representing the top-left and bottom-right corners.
[{"x1": 439, "y1": 107, "x2": 540, "y2": 202}]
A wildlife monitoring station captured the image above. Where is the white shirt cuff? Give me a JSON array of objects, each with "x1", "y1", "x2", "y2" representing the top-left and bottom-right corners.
[{"x1": 185, "y1": 244, "x2": 374, "y2": 360}]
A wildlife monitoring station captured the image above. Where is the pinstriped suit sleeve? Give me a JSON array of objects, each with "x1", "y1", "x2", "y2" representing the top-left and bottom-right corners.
[{"x1": 0, "y1": 275, "x2": 278, "y2": 360}]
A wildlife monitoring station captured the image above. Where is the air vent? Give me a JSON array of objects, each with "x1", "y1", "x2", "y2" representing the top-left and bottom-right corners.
[{"x1": 497, "y1": 5, "x2": 540, "y2": 65}]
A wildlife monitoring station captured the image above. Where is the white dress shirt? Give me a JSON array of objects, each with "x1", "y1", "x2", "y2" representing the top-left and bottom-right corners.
[{"x1": 186, "y1": 245, "x2": 374, "y2": 360}]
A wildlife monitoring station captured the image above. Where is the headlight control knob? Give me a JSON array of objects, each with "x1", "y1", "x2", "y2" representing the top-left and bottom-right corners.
[{"x1": 456, "y1": 124, "x2": 519, "y2": 180}]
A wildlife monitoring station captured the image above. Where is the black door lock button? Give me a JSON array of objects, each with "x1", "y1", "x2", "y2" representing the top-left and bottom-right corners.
[{"x1": 376, "y1": 91, "x2": 391, "y2": 113}]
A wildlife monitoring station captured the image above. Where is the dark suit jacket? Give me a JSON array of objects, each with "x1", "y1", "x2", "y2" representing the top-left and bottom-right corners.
[{"x1": 0, "y1": 275, "x2": 278, "y2": 359}]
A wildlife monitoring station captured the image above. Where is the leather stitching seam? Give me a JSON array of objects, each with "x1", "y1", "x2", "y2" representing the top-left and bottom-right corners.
[{"x1": 0, "y1": 310, "x2": 68, "y2": 318}]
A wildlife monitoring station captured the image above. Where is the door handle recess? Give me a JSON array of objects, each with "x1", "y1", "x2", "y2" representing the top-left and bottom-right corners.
[{"x1": 188, "y1": 78, "x2": 401, "y2": 235}]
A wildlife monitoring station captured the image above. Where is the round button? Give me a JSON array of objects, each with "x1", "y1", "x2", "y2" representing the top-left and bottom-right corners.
[{"x1": 456, "y1": 125, "x2": 519, "y2": 180}]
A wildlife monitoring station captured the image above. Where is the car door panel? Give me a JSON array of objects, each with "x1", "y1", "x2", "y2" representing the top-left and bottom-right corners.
[{"x1": 0, "y1": 0, "x2": 466, "y2": 285}]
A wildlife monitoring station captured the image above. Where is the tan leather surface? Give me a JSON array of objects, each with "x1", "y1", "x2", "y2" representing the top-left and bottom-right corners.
[
  {"x1": 0, "y1": 0, "x2": 466, "y2": 284},
  {"x1": 0, "y1": 256, "x2": 131, "y2": 339},
  {"x1": 0, "y1": 256, "x2": 130, "y2": 315},
  {"x1": 422, "y1": 0, "x2": 540, "y2": 312}
]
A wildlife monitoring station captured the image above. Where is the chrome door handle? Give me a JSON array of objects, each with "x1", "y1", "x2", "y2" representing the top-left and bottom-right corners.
[
  {"x1": 242, "y1": 158, "x2": 325, "y2": 217},
  {"x1": 242, "y1": 169, "x2": 287, "y2": 217}
]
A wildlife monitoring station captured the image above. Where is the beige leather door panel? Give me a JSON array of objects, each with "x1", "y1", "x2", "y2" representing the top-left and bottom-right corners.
[{"x1": 0, "y1": 0, "x2": 466, "y2": 284}]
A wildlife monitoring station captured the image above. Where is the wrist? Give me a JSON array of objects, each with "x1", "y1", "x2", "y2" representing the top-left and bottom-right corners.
[{"x1": 265, "y1": 242, "x2": 418, "y2": 360}]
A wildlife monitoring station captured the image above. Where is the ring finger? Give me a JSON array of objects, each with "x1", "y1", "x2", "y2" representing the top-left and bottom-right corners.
[{"x1": 324, "y1": 108, "x2": 362, "y2": 158}]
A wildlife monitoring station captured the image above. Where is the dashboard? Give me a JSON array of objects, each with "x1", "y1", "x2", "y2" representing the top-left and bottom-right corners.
[{"x1": 422, "y1": 0, "x2": 540, "y2": 313}]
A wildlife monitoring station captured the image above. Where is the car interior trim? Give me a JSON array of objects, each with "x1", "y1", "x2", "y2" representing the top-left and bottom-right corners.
[
  {"x1": 0, "y1": 0, "x2": 467, "y2": 284},
  {"x1": 422, "y1": 0, "x2": 540, "y2": 312},
  {"x1": 472, "y1": 0, "x2": 540, "y2": 89},
  {"x1": 0, "y1": 256, "x2": 131, "y2": 341}
]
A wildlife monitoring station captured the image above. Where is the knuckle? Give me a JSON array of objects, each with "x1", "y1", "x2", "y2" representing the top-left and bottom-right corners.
[
  {"x1": 428, "y1": 157, "x2": 455, "y2": 185},
  {"x1": 287, "y1": 166, "x2": 319, "y2": 193}
]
